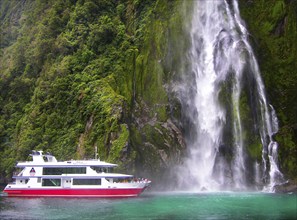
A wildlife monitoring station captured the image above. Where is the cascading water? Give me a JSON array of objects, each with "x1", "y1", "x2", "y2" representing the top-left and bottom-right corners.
[{"x1": 175, "y1": 0, "x2": 283, "y2": 191}]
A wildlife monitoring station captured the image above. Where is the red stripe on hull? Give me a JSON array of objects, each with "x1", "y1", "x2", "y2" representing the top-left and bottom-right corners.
[{"x1": 4, "y1": 188, "x2": 146, "y2": 198}]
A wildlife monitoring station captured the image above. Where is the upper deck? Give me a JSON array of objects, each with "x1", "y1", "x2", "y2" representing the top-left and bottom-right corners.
[{"x1": 16, "y1": 151, "x2": 117, "y2": 168}]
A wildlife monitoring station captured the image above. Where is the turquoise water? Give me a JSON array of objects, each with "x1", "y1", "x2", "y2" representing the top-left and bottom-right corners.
[{"x1": 0, "y1": 191, "x2": 296, "y2": 219}]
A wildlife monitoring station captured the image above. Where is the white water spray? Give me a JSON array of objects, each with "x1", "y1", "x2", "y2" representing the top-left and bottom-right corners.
[{"x1": 176, "y1": 0, "x2": 283, "y2": 191}]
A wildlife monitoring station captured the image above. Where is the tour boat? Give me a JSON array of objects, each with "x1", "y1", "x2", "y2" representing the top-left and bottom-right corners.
[{"x1": 3, "y1": 151, "x2": 151, "y2": 197}]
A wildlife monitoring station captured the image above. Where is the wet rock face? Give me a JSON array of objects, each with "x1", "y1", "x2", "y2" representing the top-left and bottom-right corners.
[
  {"x1": 238, "y1": 0, "x2": 297, "y2": 180},
  {"x1": 274, "y1": 180, "x2": 297, "y2": 194},
  {"x1": 123, "y1": 1, "x2": 190, "y2": 185},
  {"x1": 130, "y1": 98, "x2": 185, "y2": 182}
]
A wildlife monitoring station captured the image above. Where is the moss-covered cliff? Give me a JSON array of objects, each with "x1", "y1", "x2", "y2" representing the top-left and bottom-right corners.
[
  {"x1": 239, "y1": 0, "x2": 297, "y2": 180},
  {"x1": 0, "y1": 0, "x2": 187, "y2": 184}
]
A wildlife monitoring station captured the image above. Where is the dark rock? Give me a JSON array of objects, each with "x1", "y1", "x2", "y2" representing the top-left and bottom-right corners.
[{"x1": 274, "y1": 180, "x2": 297, "y2": 193}]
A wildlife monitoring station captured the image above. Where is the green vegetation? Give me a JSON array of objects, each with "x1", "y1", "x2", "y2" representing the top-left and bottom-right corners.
[
  {"x1": 0, "y1": 0, "x2": 187, "y2": 183},
  {"x1": 0, "y1": 0, "x2": 138, "y2": 180}
]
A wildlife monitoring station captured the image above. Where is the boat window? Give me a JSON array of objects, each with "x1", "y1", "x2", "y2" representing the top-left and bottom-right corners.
[
  {"x1": 43, "y1": 167, "x2": 86, "y2": 175},
  {"x1": 73, "y1": 179, "x2": 101, "y2": 185},
  {"x1": 42, "y1": 179, "x2": 61, "y2": 187},
  {"x1": 90, "y1": 167, "x2": 113, "y2": 173}
]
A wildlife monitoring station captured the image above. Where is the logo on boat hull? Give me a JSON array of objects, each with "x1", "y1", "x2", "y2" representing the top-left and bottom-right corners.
[{"x1": 30, "y1": 167, "x2": 36, "y2": 176}]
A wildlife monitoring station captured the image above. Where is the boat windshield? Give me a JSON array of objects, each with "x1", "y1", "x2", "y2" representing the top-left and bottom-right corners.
[{"x1": 13, "y1": 168, "x2": 24, "y2": 176}]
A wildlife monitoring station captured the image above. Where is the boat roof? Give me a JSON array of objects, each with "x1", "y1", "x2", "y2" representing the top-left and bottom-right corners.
[
  {"x1": 16, "y1": 160, "x2": 117, "y2": 168},
  {"x1": 13, "y1": 173, "x2": 133, "y2": 179},
  {"x1": 16, "y1": 151, "x2": 117, "y2": 168}
]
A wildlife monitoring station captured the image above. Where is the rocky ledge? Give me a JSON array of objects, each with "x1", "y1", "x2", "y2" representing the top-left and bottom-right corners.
[{"x1": 274, "y1": 180, "x2": 297, "y2": 194}]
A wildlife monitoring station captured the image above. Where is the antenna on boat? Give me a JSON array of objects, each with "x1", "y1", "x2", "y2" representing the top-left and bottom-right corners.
[{"x1": 95, "y1": 145, "x2": 99, "y2": 160}]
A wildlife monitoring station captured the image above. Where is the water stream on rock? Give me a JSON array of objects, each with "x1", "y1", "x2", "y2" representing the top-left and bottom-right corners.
[{"x1": 175, "y1": 0, "x2": 283, "y2": 191}]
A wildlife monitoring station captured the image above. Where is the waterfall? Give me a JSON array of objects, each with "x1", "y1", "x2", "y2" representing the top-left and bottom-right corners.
[{"x1": 175, "y1": 0, "x2": 283, "y2": 191}]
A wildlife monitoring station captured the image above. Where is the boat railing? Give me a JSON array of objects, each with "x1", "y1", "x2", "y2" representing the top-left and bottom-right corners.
[
  {"x1": 130, "y1": 178, "x2": 150, "y2": 183},
  {"x1": 110, "y1": 177, "x2": 150, "y2": 184}
]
